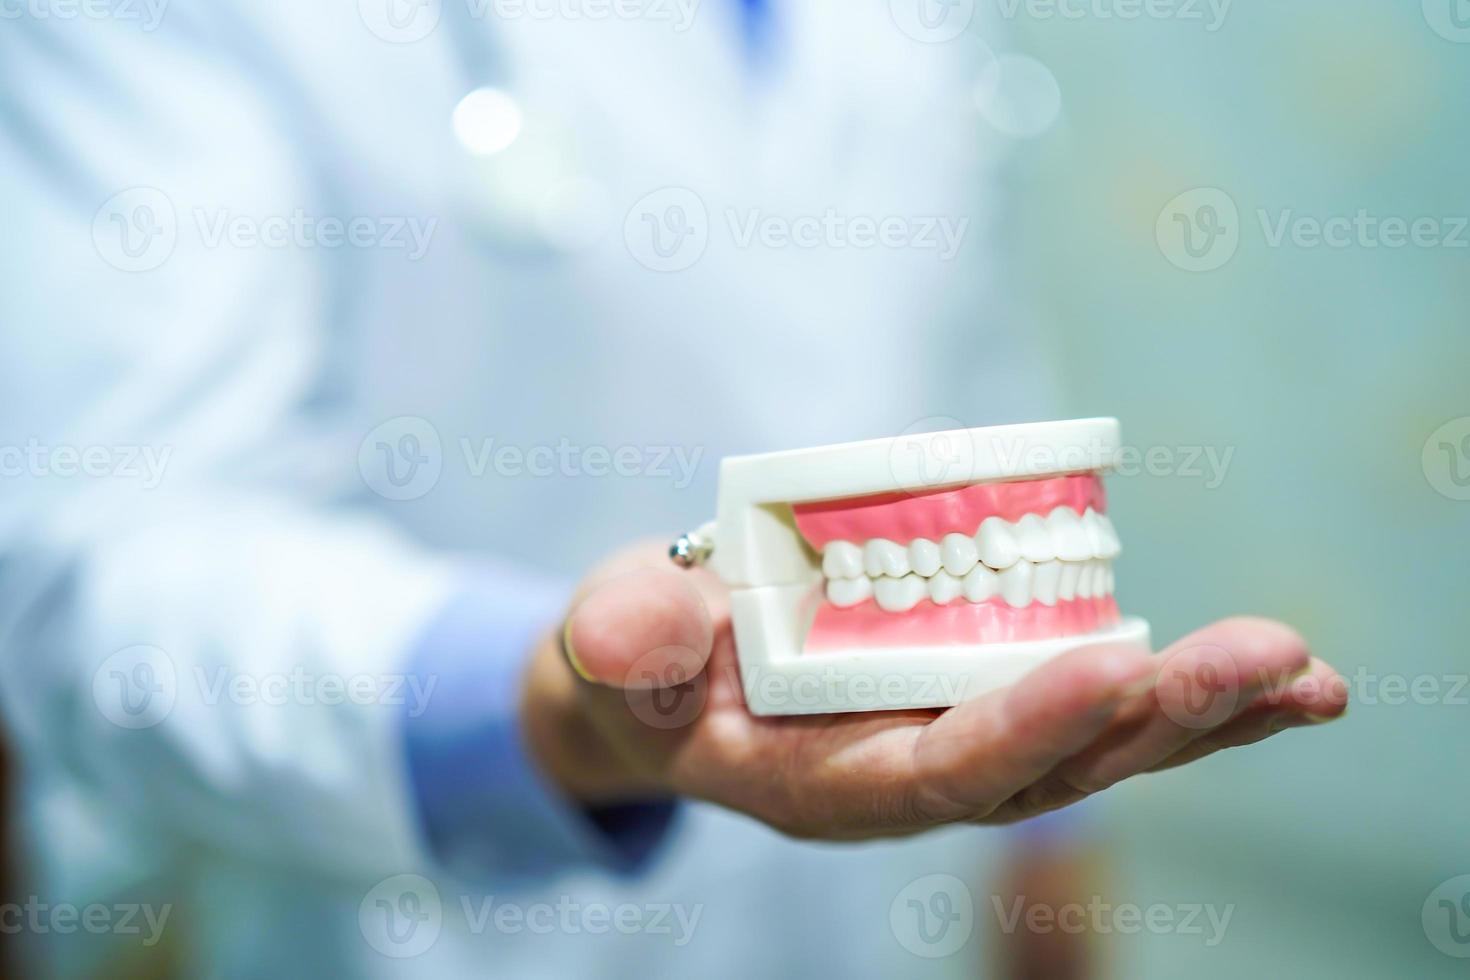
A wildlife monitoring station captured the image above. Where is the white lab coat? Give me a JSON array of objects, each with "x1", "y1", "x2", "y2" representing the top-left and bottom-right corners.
[{"x1": 0, "y1": 1, "x2": 1058, "y2": 975}]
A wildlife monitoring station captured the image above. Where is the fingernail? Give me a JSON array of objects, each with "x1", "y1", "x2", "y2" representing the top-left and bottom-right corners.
[
  {"x1": 1120, "y1": 675, "x2": 1157, "y2": 701},
  {"x1": 1272, "y1": 711, "x2": 1339, "y2": 732},
  {"x1": 562, "y1": 618, "x2": 596, "y2": 683}
]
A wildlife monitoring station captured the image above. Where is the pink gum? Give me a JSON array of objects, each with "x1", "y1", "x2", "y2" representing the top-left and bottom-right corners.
[{"x1": 792, "y1": 474, "x2": 1107, "y2": 550}]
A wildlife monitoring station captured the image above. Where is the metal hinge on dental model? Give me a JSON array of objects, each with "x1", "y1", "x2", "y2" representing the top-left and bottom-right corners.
[{"x1": 669, "y1": 522, "x2": 716, "y2": 568}]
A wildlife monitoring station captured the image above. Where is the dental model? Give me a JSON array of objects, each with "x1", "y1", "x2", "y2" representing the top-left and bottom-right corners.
[{"x1": 671, "y1": 419, "x2": 1150, "y2": 716}]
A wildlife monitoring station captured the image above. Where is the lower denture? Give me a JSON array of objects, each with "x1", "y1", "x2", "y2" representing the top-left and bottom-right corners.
[{"x1": 804, "y1": 595, "x2": 1120, "y2": 650}]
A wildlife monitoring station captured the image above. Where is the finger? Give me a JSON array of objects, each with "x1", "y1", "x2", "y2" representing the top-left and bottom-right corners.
[
  {"x1": 1147, "y1": 656, "x2": 1346, "y2": 772},
  {"x1": 1031, "y1": 617, "x2": 1315, "y2": 797},
  {"x1": 1253, "y1": 655, "x2": 1349, "y2": 719},
  {"x1": 564, "y1": 566, "x2": 714, "y2": 689},
  {"x1": 911, "y1": 642, "x2": 1155, "y2": 822}
]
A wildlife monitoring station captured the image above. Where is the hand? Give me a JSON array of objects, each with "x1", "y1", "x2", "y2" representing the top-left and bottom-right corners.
[{"x1": 520, "y1": 541, "x2": 1346, "y2": 840}]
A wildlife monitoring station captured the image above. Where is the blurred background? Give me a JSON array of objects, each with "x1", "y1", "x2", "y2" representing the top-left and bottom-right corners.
[
  {"x1": 1004, "y1": 2, "x2": 1470, "y2": 977},
  {"x1": 2, "y1": 0, "x2": 1467, "y2": 977}
]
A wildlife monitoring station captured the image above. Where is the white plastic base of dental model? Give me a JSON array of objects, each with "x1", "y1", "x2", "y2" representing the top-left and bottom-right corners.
[{"x1": 732, "y1": 584, "x2": 1151, "y2": 716}]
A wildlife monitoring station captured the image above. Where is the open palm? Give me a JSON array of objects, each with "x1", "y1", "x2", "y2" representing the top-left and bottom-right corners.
[{"x1": 524, "y1": 543, "x2": 1345, "y2": 839}]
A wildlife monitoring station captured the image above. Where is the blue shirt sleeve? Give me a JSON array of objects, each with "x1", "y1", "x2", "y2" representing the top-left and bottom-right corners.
[{"x1": 399, "y1": 566, "x2": 680, "y2": 882}]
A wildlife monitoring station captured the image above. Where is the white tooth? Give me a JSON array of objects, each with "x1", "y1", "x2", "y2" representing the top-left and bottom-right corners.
[
  {"x1": 908, "y1": 538, "x2": 942, "y2": 577},
  {"x1": 1077, "y1": 560, "x2": 1096, "y2": 599},
  {"x1": 821, "y1": 541, "x2": 865, "y2": 579},
  {"x1": 1047, "y1": 507, "x2": 1092, "y2": 562},
  {"x1": 1058, "y1": 560, "x2": 1081, "y2": 601},
  {"x1": 962, "y1": 563, "x2": 1000, "y2": 602},
  {"x1": 825, "y1": 576, "x2": 873, "y2": 608},
  {"x1": 1087, "y1": 559, "x2": 1109, "y2": 597},
  {"x1": 864, "y1": 539, "x2": 911, "y2": 578},
  {"x1": 940, "y1": 533, "x2": 979, "y2": 577},
  {"x1": 1033, "y1": 560, "x2": 1062, "y2": 606},
  {"x1": 1100, "y1": 562, "x2": 1116, "y2": 595},
  {"x1": 874, "y1": 573, "x2": 927, "y2": 613},
  {"x1": 1097, "y1": 514, "x2": 1121, "y2": 559},
  {"x1": 1015, "y1": 513, "x2": 1055, "y2": 563},
  {"x1": 1082, "y1": 508, "x2": 1103, "y2": 557},
  {"x1": 928, "y1": 570, "x2": 962, "y2": 605},
  {"x1": 998, "y1": 560, "x2": 1035, "y2": 608},
  {"x1": 1083, "y1": 509, "x2": 1120, "y2": 560},
  {"x1": 976, "y1": 517, "x2": 1020, "y2": 569}
]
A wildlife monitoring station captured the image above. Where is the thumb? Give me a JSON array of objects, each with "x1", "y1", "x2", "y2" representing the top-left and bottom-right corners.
[{"x1": 563, "y1": 565, "x2": 714, "y2": 690}]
